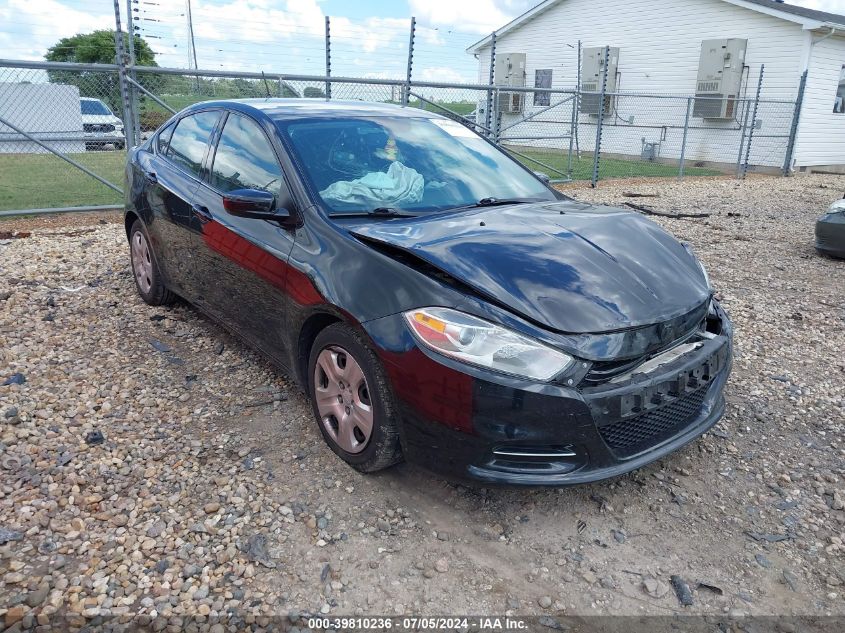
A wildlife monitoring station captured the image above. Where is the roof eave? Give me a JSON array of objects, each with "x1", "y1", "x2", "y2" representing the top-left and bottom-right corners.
[
  {"x1": 803, "y1": 21, "x2": 845, "y2": 31},
  {"x1": 723, "y1": 0, "x2": 845, "y2": 29},
  {"x1": 465, "y1": 0, "x2": 845, "y2": 54}
]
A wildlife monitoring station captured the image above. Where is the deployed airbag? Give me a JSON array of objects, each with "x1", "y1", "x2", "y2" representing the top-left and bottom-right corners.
[{"x1": 320, "y1": 162, "x2": 424, "y2": 207}]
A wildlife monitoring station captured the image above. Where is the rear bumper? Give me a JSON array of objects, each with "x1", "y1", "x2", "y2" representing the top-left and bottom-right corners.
[{"x1": 366, "y1": 303, "x2": 733, "y2": 487}]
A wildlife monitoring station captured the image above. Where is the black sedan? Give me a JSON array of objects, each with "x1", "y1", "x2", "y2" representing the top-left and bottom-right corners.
[
  {"x1": 816, "y1": 196, "x2": 845, "y2": 259},
  {"x1": 124, "y1": 99, "x2": 732, "y2": 486}
]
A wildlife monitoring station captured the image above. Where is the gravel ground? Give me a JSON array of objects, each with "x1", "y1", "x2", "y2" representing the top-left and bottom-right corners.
[{"x1": 1, "y1": 174, "x2": 844, "y2": 628}]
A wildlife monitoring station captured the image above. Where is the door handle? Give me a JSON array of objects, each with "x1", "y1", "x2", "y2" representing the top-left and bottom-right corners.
[
  {"x1": 143, "y1": 170, "x2": 157, "y2": 184},
  {"x1": 191, "y1": 204, "x2": 213, "y2": 223}
]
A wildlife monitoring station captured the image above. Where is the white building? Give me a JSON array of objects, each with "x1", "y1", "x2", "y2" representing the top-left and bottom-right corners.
[{"x1": 468, "y1": 0, "x2": 845, "y2": 172}]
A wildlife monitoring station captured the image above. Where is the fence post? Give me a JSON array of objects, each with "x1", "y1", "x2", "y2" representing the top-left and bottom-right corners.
[
  {"x1": 567, "y1": 39, "x2": 581, "y2": 176},
  {"x1": 324, "y1": 16, "x2": 331, "y2": 100},
  {"x1": 591, "y1": 45, "x2": 610, "y2": 187},
  {"x1": 125, "y1": 0, "x2": 140, "y2": 145},
  {"x1": 485, "y1": 32, "x2": 497, "y2": 137},
  {"x1": 113, "y1": 0, "x2": 135, "y2": 149},
  {"x1": 782, "y1": 70, "x2": 807, "y2": 176},
  {"x1": 678, "y1": 96, "x2": 692, "y2": 179},
  {"x1": 735, "y1": 98, "x2": 750, "y2": 176},
  {"x1": 494, "y1": 99, "x2": 502, "y2": 143},
  {"x1": 741, "y1": 64, "x2": 764, "y2": 179},
  {"x1": 402, "y1": 17, "x2": 415, "y2": 106}
]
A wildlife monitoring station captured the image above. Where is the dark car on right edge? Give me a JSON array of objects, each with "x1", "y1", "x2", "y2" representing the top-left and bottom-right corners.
[{"x1": 816, "y1": 196, "x2": 845, "y2": 259}]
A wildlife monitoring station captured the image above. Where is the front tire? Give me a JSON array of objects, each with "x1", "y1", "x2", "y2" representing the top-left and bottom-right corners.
[
  {"x1": 129, "y1": 219, "x2": 175, "y2": 306},
  {"x1": 308, "y1": 323, "x2": 402, "y2": 473}
]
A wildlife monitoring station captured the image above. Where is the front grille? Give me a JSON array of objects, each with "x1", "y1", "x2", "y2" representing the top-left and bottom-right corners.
[
  {"x1": 598, "y1": 384, "x2": 709, "y2": 457},
  {"x1": 84, "y1": 123, "x2": 115, "y2": 133}
]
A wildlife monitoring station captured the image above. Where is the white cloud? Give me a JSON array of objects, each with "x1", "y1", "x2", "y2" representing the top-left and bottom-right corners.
[
  {"x1": 331, "y1": 16, "x2": 409, "y2": 54},
  {"x1": 418, "y1": 66, "x2": 475, "y2": 83},
  {"x1": 192, "y1": 0, "x2": 324, "y2": 43},
  {"x1": 0, "y1": 0, "x2": 113, "y2": 61},
  {"x1": 408, "y1": 0, "x2": 517, "y2": 34}
]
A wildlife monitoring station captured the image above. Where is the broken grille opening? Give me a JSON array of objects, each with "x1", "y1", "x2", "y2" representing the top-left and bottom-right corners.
[{"x1": 598, "y1": 383, "x2": 710, "y2": 458}]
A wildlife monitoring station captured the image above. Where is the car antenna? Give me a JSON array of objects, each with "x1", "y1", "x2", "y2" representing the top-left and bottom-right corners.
[{"x1": 261, "y1": 71, "x2": 271, "y2": 98}]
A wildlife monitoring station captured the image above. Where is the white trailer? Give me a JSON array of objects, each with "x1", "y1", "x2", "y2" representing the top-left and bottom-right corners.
[{"x1": 0, "y1": 82, "x2": 85, "y2": 154}]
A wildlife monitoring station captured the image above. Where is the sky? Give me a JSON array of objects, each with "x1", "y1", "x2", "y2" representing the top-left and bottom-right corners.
[{"x1": 1, "y1": 0, "x2": 844, "y2": 84}]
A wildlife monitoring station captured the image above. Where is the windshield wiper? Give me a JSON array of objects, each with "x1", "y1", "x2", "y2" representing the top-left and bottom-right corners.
[
  {"x1": 447, "y1": 197, "x2": 541, "y2": 211},
  {"x1": 328, "y1": 207, "x2": 418, "y2": 218}
]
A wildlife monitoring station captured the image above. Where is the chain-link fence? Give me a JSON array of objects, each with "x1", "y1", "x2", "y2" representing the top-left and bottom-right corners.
[
  {"x1": 0, "y1": 58, "x2": 804, "y2": 215},
  {"x1": 0, "y1": 65, "x2": 126, "y2": 213},
  {"x1": 586, "y1": 93, "x2": 798, "y2": 181}
]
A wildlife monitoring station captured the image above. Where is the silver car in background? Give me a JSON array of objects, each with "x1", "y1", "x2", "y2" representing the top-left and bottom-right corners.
[{"x1": 80, "y1": 97, "x2": 125, "y2": 151}]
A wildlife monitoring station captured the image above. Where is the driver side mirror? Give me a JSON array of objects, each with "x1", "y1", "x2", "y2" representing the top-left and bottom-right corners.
[
  {"x1": 223, "y1": 188, "x2": 291, "y2": 221},
  {"x1": 533, "y1": 171, "x2": 551, "y2": 184}
]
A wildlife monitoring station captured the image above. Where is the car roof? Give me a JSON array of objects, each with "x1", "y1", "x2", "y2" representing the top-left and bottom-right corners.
[{"x1": 181, "y1": 98, "x2": 444, "y2": 122}]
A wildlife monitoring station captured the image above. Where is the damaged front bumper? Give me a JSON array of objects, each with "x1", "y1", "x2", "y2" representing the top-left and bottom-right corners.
[{"x1": 368, "y1": 300, "x2": 733, "y2": 487}]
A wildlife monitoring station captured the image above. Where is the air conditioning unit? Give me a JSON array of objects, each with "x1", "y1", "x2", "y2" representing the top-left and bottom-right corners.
[
  {"x1": 580, "y1": 47, "x2": 619, "y2": 115},
  {"x1": 494, "y1": 53, "x2": 526, "y2": 88},
  {"x1": 693, "y1": 39, "x2": 747, "y2": 119},
  {"x1": 494, "y1": 53, "x2": 526, "y2": 114},
  {"x1": 497, "y1": 91, "x2": 525, "y2": 114}
]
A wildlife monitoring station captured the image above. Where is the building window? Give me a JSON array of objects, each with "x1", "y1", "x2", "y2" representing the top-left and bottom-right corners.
[
  {"x1": 834, "y1": 65, "x2": 845, "y2": 114},
  {"x1": 534, "y1": 69, "x2": 552, "y2": 106}
]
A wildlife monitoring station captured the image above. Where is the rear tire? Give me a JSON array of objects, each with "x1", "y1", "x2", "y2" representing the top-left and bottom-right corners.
[
  {"x1": 129, "y1": 219, "x2": 175, "y2": 306},
  {"x1": 307, "y1": 323, "x2": 403, "y2": 473}
]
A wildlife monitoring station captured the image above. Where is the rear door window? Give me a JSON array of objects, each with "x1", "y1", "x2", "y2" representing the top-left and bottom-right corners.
[{"x1": 166, "y1": 111, "x2": 220, "y2": 178}]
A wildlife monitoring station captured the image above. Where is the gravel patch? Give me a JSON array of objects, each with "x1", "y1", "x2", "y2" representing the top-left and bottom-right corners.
[{"x1": 1, "y1": 174, "x2": 844, "y2": 625}]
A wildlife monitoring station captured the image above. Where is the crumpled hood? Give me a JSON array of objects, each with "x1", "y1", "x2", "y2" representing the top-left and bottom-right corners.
[{"x1": 349, "y1": 200, "x2": 711, "y2": 333}]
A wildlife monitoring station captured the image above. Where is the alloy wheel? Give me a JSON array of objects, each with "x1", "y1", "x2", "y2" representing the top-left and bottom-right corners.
[
  {"x1": 313, "y1": 345, "x2": 374, "y2": 454},
  {"x1": 131, "y1": 230, "x2": 154, "y2": 294}
]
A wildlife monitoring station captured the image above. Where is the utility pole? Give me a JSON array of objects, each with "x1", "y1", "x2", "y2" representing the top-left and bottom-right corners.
[{"x1": 186, "y1": 0, "x2": 199, "y2": 89}]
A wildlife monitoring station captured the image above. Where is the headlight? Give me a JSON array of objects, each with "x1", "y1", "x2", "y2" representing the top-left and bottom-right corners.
[
  {"x1": 682, "y1": 243, "x2": 711, "y2": 291},
  {"x1": 828, "y1": 199, "x2": 845, "y2": 215},
  {"x1": 403, "y1": 307, "x2": 573, "y2": 381}
]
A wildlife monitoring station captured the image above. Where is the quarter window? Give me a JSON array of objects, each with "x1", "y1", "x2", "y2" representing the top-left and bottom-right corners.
[
  {"x1": 157, "y1": 122, "x2": 175, "y2": 155},
  {"x1": 211, "y1": 113, "x2": 283, "y2": 194},
  {"x1": 166, "y1": 111, "x2": 220, "y2": 177}
]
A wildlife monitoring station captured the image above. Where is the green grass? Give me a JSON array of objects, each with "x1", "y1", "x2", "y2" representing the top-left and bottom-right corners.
[
  {"x1": 505, "y1": 147, "x2": 724, "y2": 181},
  {"x1": 0, "y1": 151, "x2": 125, "y2": 212},
  {"x1": 0, "y1": 140, "x2": 727, "y2": 213}
]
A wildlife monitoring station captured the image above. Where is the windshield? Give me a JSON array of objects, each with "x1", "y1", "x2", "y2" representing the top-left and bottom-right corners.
[
  {"x1": 81, "y1": 99, "x2": 112, "y2": 116},
  {"x1": 278, "y1": 115, "x2": 555, "y2": 214}
]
